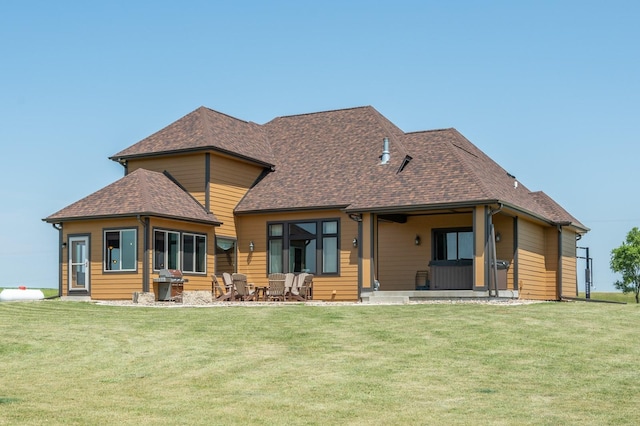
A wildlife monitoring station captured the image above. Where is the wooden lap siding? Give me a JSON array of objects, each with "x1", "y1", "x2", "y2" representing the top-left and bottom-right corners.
[
  {"x1": 236, "y1": 210, "x2": 359, "y2": 301},
  {"x1": 493, "y1": 213, "x2": 515, "y2": 290},
  {"x1": 561, "y1": 228, "x2": 578, "y2": 297},
  {"x1": 209, "y1": 155, "x2": 265, "y2": 238},
  {"x1": 128, "y1": 154, "x2": 207, "y2": 206},
  {"x1": 518, "y1": 219, "x2": 556, "y2": 300}
]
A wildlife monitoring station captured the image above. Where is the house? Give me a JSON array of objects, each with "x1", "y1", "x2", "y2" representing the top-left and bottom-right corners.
[{"x1": 44, "y1": 106, "x2": 588, "y2": 301}]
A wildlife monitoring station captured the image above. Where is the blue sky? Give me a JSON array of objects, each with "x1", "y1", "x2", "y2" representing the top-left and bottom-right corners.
[{"x1": 1, "y1": 1, "x2": 638, "y2": 292}]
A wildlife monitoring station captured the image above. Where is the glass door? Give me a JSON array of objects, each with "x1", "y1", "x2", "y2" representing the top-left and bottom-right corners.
[{"x1": 68, "y1": 236, "x2": 89, "y2": 293}]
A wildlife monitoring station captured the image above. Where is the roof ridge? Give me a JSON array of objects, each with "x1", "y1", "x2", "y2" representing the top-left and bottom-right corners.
[
  {"x1": 272, "y1": 105, "x2": 373, "y2": 121},
  {"x1": 198, "y1": 105, "x2": 253, "y2": 125},
  {"x1": 406, "y1": 128, "x2": 455, "y2": 135}
]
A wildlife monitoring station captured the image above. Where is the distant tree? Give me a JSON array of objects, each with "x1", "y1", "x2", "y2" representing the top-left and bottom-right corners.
[{"x1": 610, "y1": 227, "x2": 640, "y2": 303}]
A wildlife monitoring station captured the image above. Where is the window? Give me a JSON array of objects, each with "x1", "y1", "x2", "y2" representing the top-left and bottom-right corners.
[
  {"x1": 104, "y1": 229, "x2": 137, "y2": 271},
  {"x1": 183, "y1": 233, "x2": 206, "y2": 273},
  {"x1": 215, "y1": 237, "x2": 236, "y2": 275},
  {"x1": 267, "y1": 219, "x2": 339, "y2": 275},
  {"x1": 433, "y1": 228, "x2": 473, "y2": 261},
  {"x1": 154, "y1": 230, "x2": 180, "y2": 270},
  {"x1": 154, "y1": 229, "x2": 207, "y2": 273}
]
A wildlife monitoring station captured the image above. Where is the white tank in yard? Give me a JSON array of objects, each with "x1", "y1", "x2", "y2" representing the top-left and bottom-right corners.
[{"x1": 0, "y1": 286, "x2": 45, "y2": 302}]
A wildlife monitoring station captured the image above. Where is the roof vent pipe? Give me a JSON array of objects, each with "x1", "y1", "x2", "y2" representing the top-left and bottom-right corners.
[{"x1": 380, "y1": 137, "x2": 390, "y2": 165}]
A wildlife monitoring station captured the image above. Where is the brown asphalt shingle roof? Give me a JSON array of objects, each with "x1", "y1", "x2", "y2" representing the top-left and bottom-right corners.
[
  {"x1": 44, "y1": 168, "x2": 220, "y2": 225},
  {"x1": 51, "y1": 105, "x2": 584, "y2": 230},
  {"x1": 110, "y1": 106, "x2": 274, "y2": 166}
]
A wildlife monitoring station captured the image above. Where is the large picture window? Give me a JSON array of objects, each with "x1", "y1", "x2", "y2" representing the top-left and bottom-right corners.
[
  {"x1": 433, "y1": 228, "x2": 473, "y2": 261},
  {"x1": 104, "y1": 229, "x2": 137, "y2": 271},
  {"x1": 268, "y1": 219, "x2": 339, "y2": 275},
  {"x1": 154, "y1": 229, "x2": 207, "y2": 273}
]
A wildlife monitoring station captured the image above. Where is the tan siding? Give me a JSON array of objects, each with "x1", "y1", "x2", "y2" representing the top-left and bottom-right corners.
[
  {"x1": 518, "y1": 219, "x2": 555, "y2": 300},
  {"x1": 128, "y1": 154, "x2": 207, "y2": 205},
  {"x1": 562, "y1": 229, "x2": 578, "y2": 296},
  {"x1": 378, "y1": 213, "x2": 473, "y2": 291},
  {"x1": 210, "y1": 154, "x2": 264, "y2": 238},
  {"x1": 235, "y1": 210, "x2": 359, "y2": 301},
  {"x1": 493, "y1": 214, "x2": 515, "y2": 290}
]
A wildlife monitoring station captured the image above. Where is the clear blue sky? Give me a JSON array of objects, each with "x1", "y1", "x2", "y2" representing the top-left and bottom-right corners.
[{"x1": 1, "y1": 1, "x2": 638, "y2": 292}]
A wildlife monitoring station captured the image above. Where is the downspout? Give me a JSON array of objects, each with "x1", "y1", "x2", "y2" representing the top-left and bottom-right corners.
[
  {"x1": 557, "y1": 224, "x2": 563, "y2": 300},
  {"x1": 52, "y1": 223, "x2": 63, "y2": 298},
  {"x1": 137, "y1": 215, "x2": 150, "y2": 293},
  {"x1": 488, "y1": 204, "x2": 503, "y2": 297}
]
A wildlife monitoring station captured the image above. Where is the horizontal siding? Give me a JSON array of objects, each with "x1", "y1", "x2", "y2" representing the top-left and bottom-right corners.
[
  {"x1": 235, "y1": 210, "x2": 359, "y2": 301},
  {"x1": 562, "y1": 229, "x2": 578, "y2": 296},
  {"x1": 517, "y1": 219, "x2": 554, "y2": 300},
  {"x1": 128, "y1": 154, "x2": 207, "y2": 205},
  {"x1": 378, "y1": 213, "x2": 472, "y2": 290},
  {"x1": 493, "y1": 214, "x2": 515, "y2": 290},
  {"x1": 210, "y1": 155, "x2": 264, "y2": 238}
]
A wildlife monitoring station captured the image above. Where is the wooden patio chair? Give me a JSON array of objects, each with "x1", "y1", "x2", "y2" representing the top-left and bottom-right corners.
[
  {"x1": 284, "y1": 273, "x2": 296, "y2": 301},
  {"x1": 288, "y1": 273, "x2": 308, "y2": 301},
  {"x1": 267, "y1": 273, "x2": 286, "y2": 301},
  {"x1": 212, "y1": 275, "x2": 235, "y2": 301},
  {"x1": 298, "y1": 274, "x2": 314, "y2": 300},
  {"x1": 222, "y1": 272, "x2": 233, "y2": 289},
  {"x1": 232, "y1": 273, "x2": 256, "y2": 301}
]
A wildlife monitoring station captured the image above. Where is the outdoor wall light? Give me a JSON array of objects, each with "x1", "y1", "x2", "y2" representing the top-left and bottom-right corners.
[
  {"x1": 249, "y1": 241, "x2": 254, "y2": 252},
  {"x1": 415, "y1": 235, "x2": 421, "y2": 246},
  {"x1": 495, "y1": 232, "x2": 502, "y2": 243},
  {"x1": 352, "y1": 237, "x2": 358, "y2": 248},
  {"x1": 61, "y1": 242, "x2": 67, "y2": 249}
]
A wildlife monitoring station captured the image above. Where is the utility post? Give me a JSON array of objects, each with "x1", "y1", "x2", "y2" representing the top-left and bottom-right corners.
[{"x1": 577, "y1": 247, "x2": 593, "y2": 299}]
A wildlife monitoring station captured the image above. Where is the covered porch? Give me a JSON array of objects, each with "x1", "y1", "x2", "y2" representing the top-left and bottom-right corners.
[{"x1": 353, "y1": 204, "x2": 516, "y2": 298}]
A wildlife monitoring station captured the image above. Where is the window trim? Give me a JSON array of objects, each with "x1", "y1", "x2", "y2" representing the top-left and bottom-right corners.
[
  {"x1": 103, "y1": 227, "x2": 138, "y2": 273},
  {"x1": 267, "y1": 218, "x2": 340, "y2": 276}
]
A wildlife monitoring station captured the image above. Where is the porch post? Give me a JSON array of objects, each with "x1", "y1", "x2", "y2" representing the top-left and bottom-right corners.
[
  {"x1": 473, "y1": 206, "x2": 487, "y2": 290},
  {"x1": 360, "y1": 213, "x2": 374, "y2": 290}
]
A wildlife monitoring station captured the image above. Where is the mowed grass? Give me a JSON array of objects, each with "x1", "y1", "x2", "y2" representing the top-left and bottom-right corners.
[{"x1": 1, "y1": 300, "x2": 639, "y2": 425}]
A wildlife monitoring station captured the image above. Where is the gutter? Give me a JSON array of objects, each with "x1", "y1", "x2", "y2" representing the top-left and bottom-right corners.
[
  {"x1": 488, "y1": 204, "x2": 503, "y2": 297},
  {"x1": 52, "y1": 223, "x2": 63, "y2": 298},
  {"x1": 137, "y1": 216, "x2": 150, "y2": 293}
]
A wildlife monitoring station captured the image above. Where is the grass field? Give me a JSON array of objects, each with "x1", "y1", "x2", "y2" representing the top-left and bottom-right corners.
[{"x1": 1, "y1": 298, "x2": 639, "y2": 425}]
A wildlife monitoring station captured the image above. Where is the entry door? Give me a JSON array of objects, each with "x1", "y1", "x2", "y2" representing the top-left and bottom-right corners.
[{"x1": 68, "y1": 236, "x2": 89, "y2": 293}]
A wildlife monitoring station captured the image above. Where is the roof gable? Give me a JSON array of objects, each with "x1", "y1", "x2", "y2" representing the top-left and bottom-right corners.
[
  {"x1": 44, "y1": 168, "x2": 220, "y2": 224},
  {"x1": 111, "y1": 106, "x2": 274, "y2": 166}
]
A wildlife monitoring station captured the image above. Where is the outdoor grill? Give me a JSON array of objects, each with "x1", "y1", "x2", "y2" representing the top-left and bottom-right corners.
[{"x1": 153, "y1": 269, "x2": 188, "y2": 301}]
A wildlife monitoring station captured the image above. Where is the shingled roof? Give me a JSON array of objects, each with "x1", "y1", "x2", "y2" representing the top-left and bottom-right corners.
[
  {"x1": 101, "y1": 105, "x2": 585, "y2": 231},
  {"x1": 110, "y1": 106, "x2": 274, "y2": 166},
  {"x1": 44, "y1": 168, "x2": 220, "y2": 225},
  {"x1": 234, "y1": 106, "x2": 586, "y2": 231}
]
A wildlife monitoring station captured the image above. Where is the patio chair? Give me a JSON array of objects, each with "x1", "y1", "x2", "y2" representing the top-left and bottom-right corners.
[
  {"x1": 222, "y1": 272, "x2": 233, "y2": 289},
  {"x1": 212, "y1": 275, "x2": 235, "y2": 301},
  {"x1": 267, "y1": 273, "x2": 286, "y2": 301},
  {"x1": 288, "y1": 273, "x2": 308, "y2": 301},
  {"x1": 284, "y1": 273, "x2": 296, "y2": 301},
  {"x1": 232, "y1": 273, "x2": 256, "y2": 301},
  {"x1": 298, "y1": 274, "x2": 314, "y2": 300}
]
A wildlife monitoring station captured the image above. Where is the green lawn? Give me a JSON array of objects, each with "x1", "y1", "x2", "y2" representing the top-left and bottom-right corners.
[{"x1": 1, "y1": 300, "x2": 639, "y2": 425}]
